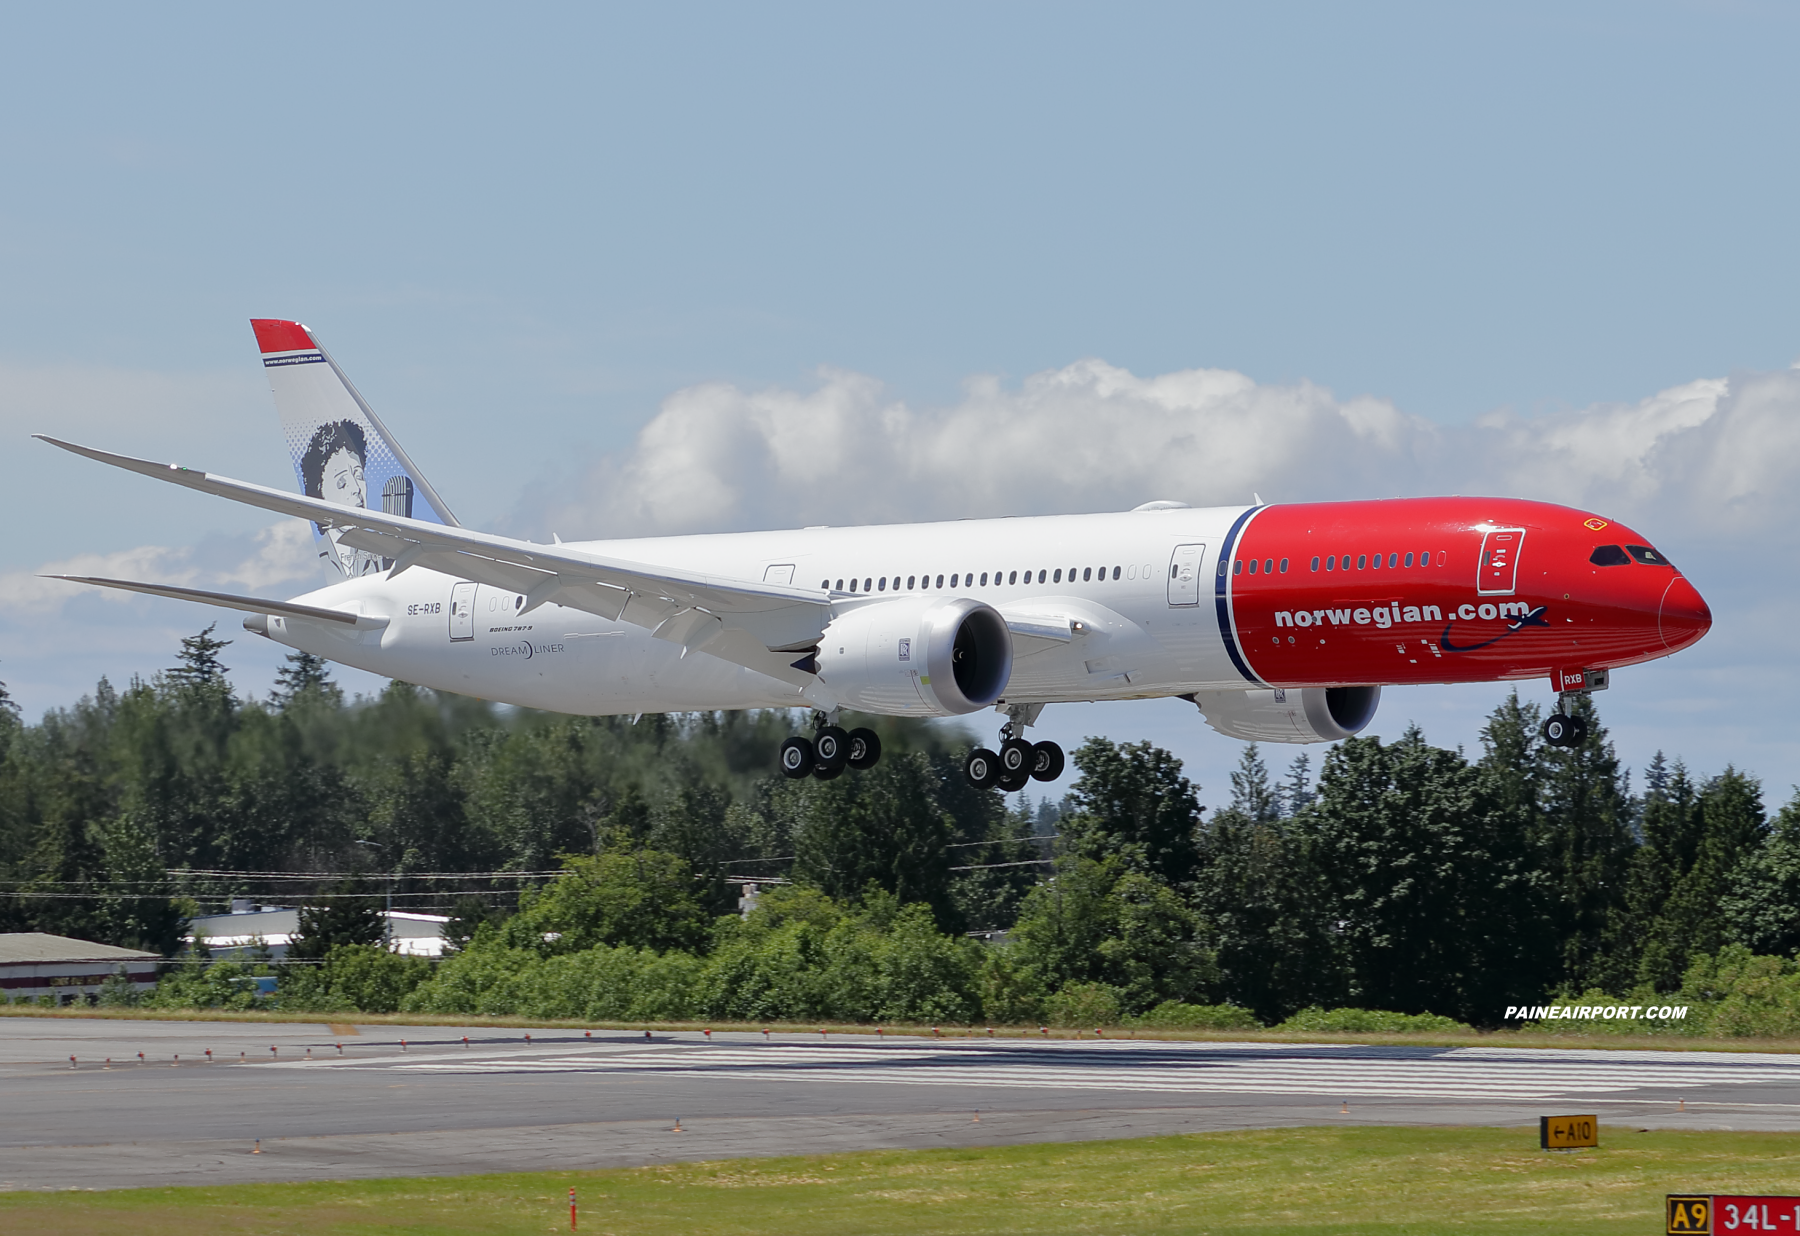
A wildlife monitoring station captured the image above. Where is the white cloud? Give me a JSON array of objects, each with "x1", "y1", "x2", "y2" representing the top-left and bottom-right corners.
[{"x1": 525, "y1": 359, "x2": 1800, "y2": 541}]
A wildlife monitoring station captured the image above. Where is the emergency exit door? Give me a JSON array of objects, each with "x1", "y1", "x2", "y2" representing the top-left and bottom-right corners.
[
  {"x1": 449, "y1": 582, "x2": 476, "y2": 641},
  {"x1": 1167, "y1": 544, "x2": 1205, "y2": 606},
  {"x1": 1476, "y1": 528, "x2": 1526, "y2": 596}
]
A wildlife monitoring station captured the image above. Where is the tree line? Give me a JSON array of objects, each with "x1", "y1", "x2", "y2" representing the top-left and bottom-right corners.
[{"x1": 3, "y1": 627, "x2": 1798, "y2": 1029}]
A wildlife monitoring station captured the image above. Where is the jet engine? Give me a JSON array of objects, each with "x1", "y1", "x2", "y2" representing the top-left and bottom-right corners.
[
  {"x1": 815, "y1": 596, "x2": 1012, "y2": 716},
  {"x1": 1188, "y1": 685, "x2": 1381, "y2": 744}
]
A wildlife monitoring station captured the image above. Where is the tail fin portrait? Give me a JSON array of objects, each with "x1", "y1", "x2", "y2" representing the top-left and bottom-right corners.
[{"x1": 250, "y1": 319, "x2": 460, "y2": 580}]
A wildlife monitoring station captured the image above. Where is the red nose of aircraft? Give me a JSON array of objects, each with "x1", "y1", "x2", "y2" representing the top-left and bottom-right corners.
[{"x1": 1658, "y1": 574, "x2": 1712, "y2": 652}]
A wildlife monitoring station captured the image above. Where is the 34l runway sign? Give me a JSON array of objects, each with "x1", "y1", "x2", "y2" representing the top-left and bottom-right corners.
[{"x1": 1669, "y1": 1196, "x2": 1800, "y2": 1233}]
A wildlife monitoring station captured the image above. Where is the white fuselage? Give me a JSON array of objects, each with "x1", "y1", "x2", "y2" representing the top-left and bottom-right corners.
[{"x1": 264, "y1": 506, "x2": 1252, "y2": 716}]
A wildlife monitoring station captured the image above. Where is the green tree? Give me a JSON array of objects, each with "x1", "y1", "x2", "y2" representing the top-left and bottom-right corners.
[
  {"x1": 1058, "y1": 738, "x2": 1203, "y2": 890},
  {"x1": 1633, "y1": 767, "x2": 1766, "y2": 990},
  {"x1": 1008, "y1": 856, "x2": 1214, "y2": 1015},
  {"x1": 1723, "y1": 788, "x2": 1800, "y2": 957},
  {"x1": 289, "y1": 879, "x2": 387, "y2": 960},
  {"x1": 783, "y1": 751, "x2": 961, "y2": 930},
  {"x1": 1309, "y1": 726, "x2": 1554, "y2": 1024},
  {"x1": 499, "y1": 849, "x2": 709, "y2": 955},
  {"x1": 1195, "y1": 805, "x2": 1345, "y2": 1022}
]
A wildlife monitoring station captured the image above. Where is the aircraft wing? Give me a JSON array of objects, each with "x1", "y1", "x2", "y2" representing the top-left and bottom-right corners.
[{"x1": 36, "y1": 436, "x2": 829, "y2": 687}]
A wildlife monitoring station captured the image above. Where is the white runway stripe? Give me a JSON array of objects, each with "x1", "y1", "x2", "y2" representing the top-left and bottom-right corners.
[{"x1": 295, "y1": 1039, "x2": 1800, "y2": 1101}]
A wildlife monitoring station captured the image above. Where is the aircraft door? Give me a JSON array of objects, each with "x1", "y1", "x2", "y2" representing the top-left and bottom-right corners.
[
  {"x1": 763, "y1": 564, "x2": 795, "y2": 585},
  {"x1": 449, "y1": 582, "x2": 476, "y2": 641},
  {"x1": 1167, "y1": 544, "x2": 1205, "y2": 606},
  {"x1": 1476, "y1": 528, "x2": 1526, "y2": 596}
]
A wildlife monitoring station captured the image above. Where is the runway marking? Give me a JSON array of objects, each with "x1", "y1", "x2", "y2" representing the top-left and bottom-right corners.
[{"x1": 263, "y1": 1040, "x2": 1800, "y2": 1102}]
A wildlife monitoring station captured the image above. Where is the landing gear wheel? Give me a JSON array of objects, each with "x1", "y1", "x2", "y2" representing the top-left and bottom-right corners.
[
  {"x1": 997, "y1": 768, "x2": 1030, "y2": 793},
  {"x1": 813, "y1": 761, "x2": 844, "y2": 781},
  {"x1": 1568, "y1": 715, "x2": 1589, "y2": 746},
  {"x1": 846, "y1": 727, "x2": 882, "y2": 770},
  {"x1": 1542, "y1": 715, "x2": 1572, "y2": 747},
  {"x1": 1029, "y1": 740, "x2": 1065, "y2": 782},
  {"x1": 779, "y1": 735, "x2": 815, "y2": 778},
  {"x1": 999, "y1": 738, "x2": 1035, "y2": 779},
  {"x1": 813, "y1": 726, "x2": 850, "y2": 772},
  {"x1": 964, "y1": 747, "x2": 1000, "y2": 790}
]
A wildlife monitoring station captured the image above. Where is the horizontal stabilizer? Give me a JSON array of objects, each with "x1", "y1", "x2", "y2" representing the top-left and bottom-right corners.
[{"x1": 42, "y1": 575, "x2": 385, "y2": 629}]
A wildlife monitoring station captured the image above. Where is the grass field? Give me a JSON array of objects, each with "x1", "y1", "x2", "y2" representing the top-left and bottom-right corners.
[{"x1": 3, "y1": 1126, "x2": 1795, "y2": 1235}]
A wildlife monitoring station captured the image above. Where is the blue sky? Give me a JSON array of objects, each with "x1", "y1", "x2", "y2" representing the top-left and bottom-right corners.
[{"x1": 3, "y1": 2, "x2": 1797, "y2": 809}]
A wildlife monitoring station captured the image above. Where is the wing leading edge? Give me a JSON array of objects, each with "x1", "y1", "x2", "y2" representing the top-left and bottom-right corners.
[{"x1": 35, "y1": 436, "x2": 829, "y2": 688}]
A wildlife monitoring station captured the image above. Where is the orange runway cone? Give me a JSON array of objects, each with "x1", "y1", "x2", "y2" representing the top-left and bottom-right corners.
[{"x1": 252, "y1": 1139, "x2": 262, "y2": 1154}]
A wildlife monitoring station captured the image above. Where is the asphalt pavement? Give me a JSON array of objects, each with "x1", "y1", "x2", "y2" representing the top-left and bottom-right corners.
[{"x1": 3, "y1": 1017, "x2": 1797, "y2": 1191}]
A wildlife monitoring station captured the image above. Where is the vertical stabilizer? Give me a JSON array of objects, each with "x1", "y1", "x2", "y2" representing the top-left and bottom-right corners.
[{"x1": 250, "y1": 319, "x2": 459, "y2": 580}]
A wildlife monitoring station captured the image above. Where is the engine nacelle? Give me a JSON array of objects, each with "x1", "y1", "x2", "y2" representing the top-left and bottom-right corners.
[
  {"x1": 815, "y1": 596, "x2": 1012, "y2": 716},
  {"x1": 1189, "y1": 685, "x2": 1381, "y2": 744}
]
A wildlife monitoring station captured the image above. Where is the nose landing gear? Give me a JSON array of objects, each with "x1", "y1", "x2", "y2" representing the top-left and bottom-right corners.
[
  {"x1": 1541, "y1": 694, "x2": 1591, "y2": 748},
  {"x1": 779, "y1": 713, "x2": 883, "y2": 780}
]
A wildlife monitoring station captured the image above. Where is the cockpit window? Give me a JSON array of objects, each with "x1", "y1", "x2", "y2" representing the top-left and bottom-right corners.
[
  {"x1": 1589, "y1": 545, "x2": 1631, "y2": 566},
  {"x1": 1626, "y1": 544, "x2": 1673, "y2": 567}
]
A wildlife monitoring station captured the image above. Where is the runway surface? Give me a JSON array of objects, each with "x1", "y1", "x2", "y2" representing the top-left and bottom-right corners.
[{"x1": 3, "y1": 1017, "x2": 1797, "y2": 1190}]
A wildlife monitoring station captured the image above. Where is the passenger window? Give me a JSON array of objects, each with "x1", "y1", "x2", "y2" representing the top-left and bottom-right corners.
[
  {"x1": 1371, "y1": 553, "x2": 1381, "y2": 570},
  {"x1": 1038, "y1": 569, "x2": 1047, "y2": 583},
  {"x1": 1589, "y1": 545, "x2": 1631, "y2": 566},
  {"x1": 1247, "y1": 559, "x2": 1258, "y2": 575},
  {"x1": 935, "y1": 574, "x2": 944, "y2": 588},
  {"x1": 1055, "y1": 569, "x2": 1064, "y2": 583},
  {"x1": 1264, "y1": 559, "x2": 1274, "y2": 574},
  {"x1": 1112, "y1": 566, "x2": 1121, "y2": 580},
  {"x1": 1341, "y1": 555, "x2": 1352, "y2": 570},
  {"x1": 878, "y1": 577, "x2": 887, "y2": 591},
  {"x1": 1625, "y1": 544, "x2": 1673, "y2": 567},
  {"x1": 1083, "y1": 567, "x2": 1092, "y2": 581},
  {"x1": 1310, "y1": 556, "x2": 1320, "y2": 571},
  {"x1": 835, "y1": 578, "x2": 844, "y2": 590},
  {"x1": 849, "y1": 579, "x2": 858, "y2": 593},
  {"x1": 907, "y1": 576, "x2": 915, "y2": 589},
  {"x1": 1388, "y1": 553, "x2": 1397, "y2": 568},
  {"x1": 1356, "y1": 554, "x2": 1366, "y2": 569},
  {"x1": 864, "y1": 577, "x2": 872, "y2": 591},
  {"x1": 1403, "y1": 553, "x2": 1413, "y2": 568},
  {"x1": 1233, "y1": 560, "x2": 1242, "y2": 576},
  {"x1": 1324, "y1": 556, "x2": 1334, "y2": 571},
  {"x1": 980, "y1": 572, "x2": 988, "y2": 586}
]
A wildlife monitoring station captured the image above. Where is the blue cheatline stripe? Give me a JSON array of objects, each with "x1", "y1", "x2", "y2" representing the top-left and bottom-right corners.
[
  {"x1": 263, "y1": 352, "x2": 326, "y2": 368},
  {"x1": 1214, "y1": 506, "x2": 1264, "y2": 684}
]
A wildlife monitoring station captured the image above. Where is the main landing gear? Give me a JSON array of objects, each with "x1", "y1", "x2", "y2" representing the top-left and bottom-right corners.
[
  {"x1": 964, "y1": 710, "x2": 1063, "y2": 793},
  {"x1": 1541, "y1": 695, "x2": 1590, "y2": 748},
  {"x1": 779, "y1": 713, "x2": 882, "y2": 781}
]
